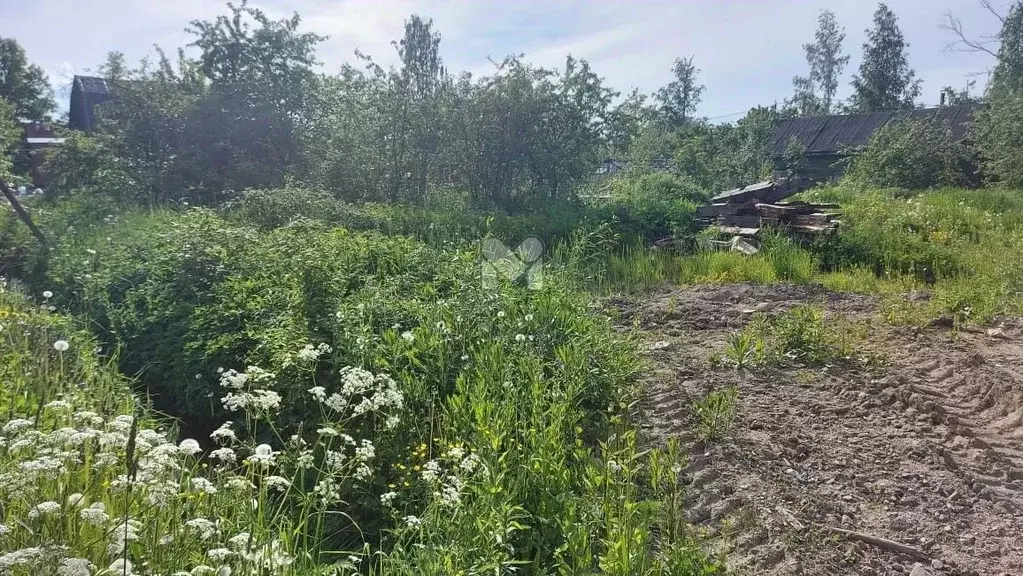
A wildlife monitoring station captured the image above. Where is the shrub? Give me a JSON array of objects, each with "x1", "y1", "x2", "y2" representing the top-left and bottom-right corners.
[
  {"x1": 221, "y1": 187, "x2": 364, "y2": 230},
  {"x1": 845, "y1": 117, "x2": 978, "y2": 190},
  {"x1": 976, "y1": 92, "x2": 1023, "y2": 188},
  {"x1": 605, "y1": 172, "x2": 705, "y2": 241}
]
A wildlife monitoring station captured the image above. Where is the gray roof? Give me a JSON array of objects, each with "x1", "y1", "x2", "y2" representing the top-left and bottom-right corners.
[
  {"x1": 769, "y1": 104, "x2": 979, "y2": 156},
  {"x1": 74, "y1": 75, "x2": 114, "y2": 95}
]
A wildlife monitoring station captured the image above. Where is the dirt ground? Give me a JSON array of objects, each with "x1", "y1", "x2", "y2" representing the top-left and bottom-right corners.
[{"x1": 607, "y1": 283, "x2": 1023, "y2": 576}]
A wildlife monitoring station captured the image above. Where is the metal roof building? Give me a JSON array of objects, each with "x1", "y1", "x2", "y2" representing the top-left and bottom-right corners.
[
  {"x1": 769, "y1": 104, "x2": 979, "y2": 180},
  {"x1": 69, "y1": 75, "x2": 118, "y2": 132}
]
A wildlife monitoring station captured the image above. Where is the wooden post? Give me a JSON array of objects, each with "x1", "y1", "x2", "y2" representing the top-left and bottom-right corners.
[{"x1": 0, "y1": 177, "x2": 47, "y2": 245}]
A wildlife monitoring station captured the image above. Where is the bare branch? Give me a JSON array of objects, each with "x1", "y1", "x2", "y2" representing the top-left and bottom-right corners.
[
  {"x1": 940, "y1": 10, "x2": 1000, "y2": 58},
  {"x1": 980, "y1": 0, "x2": 1007, "y2": 25}
]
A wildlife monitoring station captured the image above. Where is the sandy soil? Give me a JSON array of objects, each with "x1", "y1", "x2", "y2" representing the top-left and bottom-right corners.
[{"x1": 607, "y1": 283, "x2": 1023, "y2": 576}]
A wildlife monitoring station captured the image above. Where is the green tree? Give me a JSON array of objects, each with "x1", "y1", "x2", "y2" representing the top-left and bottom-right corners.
[
  {"x1": 185, "y1": 1, "x2": 324, "y2": 197},
  {"x1": 0, "y1": 37, "x2": 54, "y2": 121},
  {"x1": 847, "y1": 117, "x2": 977, "y2": 189},
  {"x1": 389, "y1": 15, "x2": 447, "y2": 203},
  {"x1": 790, "y1": 10, "x2": 850, "y2": 115},
  {"x1": 991, "y1": 2, "x2": 1023, "y2": 95},
  {"x1": 655, "y1": 56, "x2": 703, "y2": 127},
  {"x1": 848, "y1": 3, "x2": 921, "y2": 112},
  {"x1": 0, "y1": 98, "x2": 19, "y2": 179}
]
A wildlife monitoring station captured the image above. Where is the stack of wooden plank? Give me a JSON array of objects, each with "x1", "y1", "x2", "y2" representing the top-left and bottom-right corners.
[{"x1": 696, "y1": 177, "x2": 839, "y2": 238}]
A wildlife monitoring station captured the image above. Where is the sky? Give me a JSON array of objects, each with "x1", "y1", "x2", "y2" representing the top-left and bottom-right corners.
[{"x1": 1, "y1": 0, "x2": 1009, "y2": 120}]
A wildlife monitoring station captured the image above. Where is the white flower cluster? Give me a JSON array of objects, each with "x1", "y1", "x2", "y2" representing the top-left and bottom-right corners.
[
  {"x1": 417, "y1": 446, "x2": 484, "y2": 509},
  {"x1": 220, "y1": 367, "x2": 281, "y2": 414},
  {"x1": 307, "y1": 367, "x2": 404, "y2": 429},
  {"x1": 294, "y1": 342, "x2": 332, "y2": 363}
]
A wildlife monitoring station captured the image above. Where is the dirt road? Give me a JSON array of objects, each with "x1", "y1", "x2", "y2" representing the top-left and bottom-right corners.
[{"x1": 609, "y1": 284, "x2": 1023, "y2": 576}]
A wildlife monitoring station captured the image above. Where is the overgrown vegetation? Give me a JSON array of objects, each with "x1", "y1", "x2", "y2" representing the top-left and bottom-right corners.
[{"x1": 2, "y1": 0, "x2": 1023, "y2": 573}]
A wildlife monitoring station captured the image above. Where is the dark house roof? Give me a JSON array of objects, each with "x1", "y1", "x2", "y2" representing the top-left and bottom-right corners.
[
  {"x1": 769, "y1": 104, "x2": 979, "y2": 157},
  {"x1": 20, "y1": 122, "x2": 64, "y2": 146},
  {"x1": 68, "y1": 75, "x2": 118, "y2": 132}
]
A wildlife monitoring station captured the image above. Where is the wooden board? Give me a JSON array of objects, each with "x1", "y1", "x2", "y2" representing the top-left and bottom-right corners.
[
  {"x1": 711, "y1": 180, "x2": 775, "y2": 203},
  {"x1": 718, "y1": 215, "x2": 763, "y2": 228}
]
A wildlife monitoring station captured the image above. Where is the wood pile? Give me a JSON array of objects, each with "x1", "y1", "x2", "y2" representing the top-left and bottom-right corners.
[{"x1": 697, "y1": 177, "x2": 839, "y2": 239}]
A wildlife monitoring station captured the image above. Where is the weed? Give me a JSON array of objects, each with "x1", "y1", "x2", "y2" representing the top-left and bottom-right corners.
[
  {"x1": 693, "y1": 386, "x2": 739, "y2": 441},
  {"x1": 723, "y1": 329, "x2": 766, "y2": 369}
]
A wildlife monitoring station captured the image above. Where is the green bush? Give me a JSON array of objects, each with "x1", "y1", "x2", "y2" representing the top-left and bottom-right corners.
[
  {"x1": 976, "y1": 92, "x2": 1023, "y2": 188},
  {"x1": 605, "y1": 172, "x2": 704, "y2": 241},
  {"x1": 221, "y1": 187, "x2": 365, "y2": 230},
  {"x1": 845, "y1": 117, "x2": 978, "y2": 190}
]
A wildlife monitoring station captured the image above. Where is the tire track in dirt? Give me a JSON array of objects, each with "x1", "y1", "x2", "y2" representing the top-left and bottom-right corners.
[{"x1": 609, "y1": 284, "x2": 1023, "y2": 576}]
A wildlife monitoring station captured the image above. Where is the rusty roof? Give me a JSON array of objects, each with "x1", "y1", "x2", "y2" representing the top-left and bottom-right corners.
[{"x1": 769, "y1": 104, "x2": 979, "y2": 156}]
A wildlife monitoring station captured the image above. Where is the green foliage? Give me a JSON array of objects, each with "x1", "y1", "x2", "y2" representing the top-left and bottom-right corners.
[
  {"x1": 991, "y1": 1, "x2": 1023, "y2": 96},
  {"x1": 44, "y1": 132, "x2": 135, "y2": 200},
  {"x1": 848, "y1": 3, "x2": 921, "y2": 112},
  {"x1": 846, "y1": 117, "x2": 977, "y2": 190},
  {"x1": 789, "y1": 10, "x2": 850, "y2": 116},
  {"x1": 29, "y1": 203, "x2": 724, "y2": 573},
  {"x1": 0, "y1": 37, "x2": 55, "y2": 120},
  {"x1": 723, "y1": 329, "x2": 766, "y2": 369},
  {"x1": 976, "y1": 91, "x2": 1023, "y2": 188},
  {"x1": 655, "y1": 56, "x2": 704, "y2": 128},
  {"x1": 606, "y1": 172, "x2": 703, "y2": 240},
  {"x1": 692, "y1": 387, "x2": 739, "y2": 441},
  {"x1": 0, "y1": 98, "x2": 18, "y2": 178},
  {"x1": 221, "y1": 187, "x2": 363, "y2": 230}
]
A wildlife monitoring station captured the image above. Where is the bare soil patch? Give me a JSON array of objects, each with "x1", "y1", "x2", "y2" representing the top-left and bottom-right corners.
[{"x1": 608, "y1": 283, "x2": 1023, "y2": 576}]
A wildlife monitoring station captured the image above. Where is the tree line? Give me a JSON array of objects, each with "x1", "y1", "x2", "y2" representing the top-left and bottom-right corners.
[{"x1": 2, "y1": 1, "x2": 1023, "y2": 207}]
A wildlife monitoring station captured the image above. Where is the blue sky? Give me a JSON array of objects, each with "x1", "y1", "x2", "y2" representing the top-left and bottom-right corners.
[{"x1": 2, "y1": 0, "x2": 1008, "y2": 120}]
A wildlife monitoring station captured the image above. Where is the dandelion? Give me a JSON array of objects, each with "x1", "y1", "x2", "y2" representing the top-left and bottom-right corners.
[
  {"x1": 515, "y1": 333, "x2": 526, "y2": 342},
  {"x1": 86, "y1": 249, "x2": 97, "y2": 255},
  {"x1": 218, "y1": 567, "x2": 231, "y2": 576},
  {"x1": 179, "y1": 438, "x2": 202, "y2": 456},
  {"x1": 67, "y1": 493, "x2": 87, "y2": 508},
  {"x1": 53, "y1": 340, "x2": 69, "y2": 352},
  {"x1": 524, "y1": 313, "x2": 533, "y2": 321},
  {"x1": 42, "y1": 291, "x2": 53, "y2": 299},
  {"x1": 497, "y1": 310, "x2": 506, "y2": 318}
]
